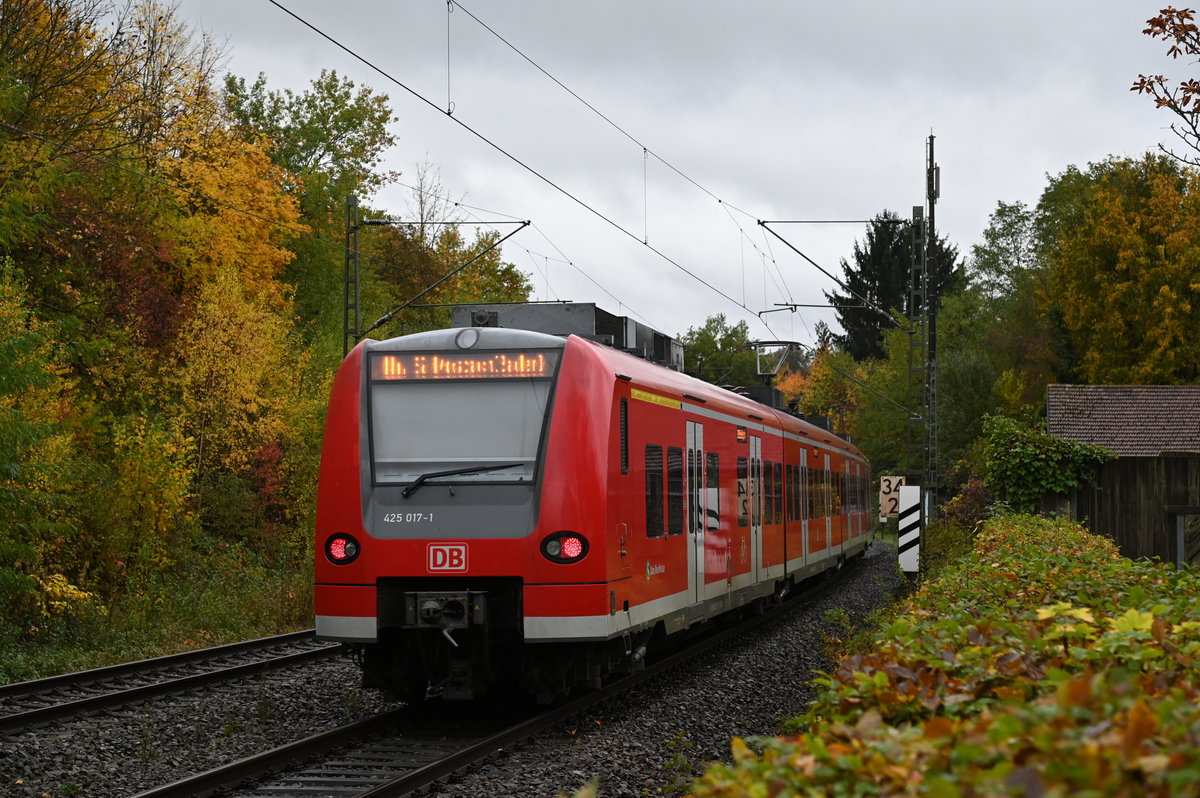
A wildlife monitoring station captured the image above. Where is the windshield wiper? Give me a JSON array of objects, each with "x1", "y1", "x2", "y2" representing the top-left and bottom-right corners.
[{"x1": 401, "y1": 463, "x2": 523, "y2": 498}]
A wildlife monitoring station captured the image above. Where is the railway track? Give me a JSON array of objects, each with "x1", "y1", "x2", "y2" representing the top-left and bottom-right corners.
[
  {"x1": 133, "y1": 566, "x2": 851, "y2": 798},
  {"x1": 0, "y1": 630, "x2": 342, "y2": 733}
]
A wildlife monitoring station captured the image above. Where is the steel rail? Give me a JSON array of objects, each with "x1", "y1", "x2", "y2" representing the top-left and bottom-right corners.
[
  {"x1": 0, "y1": 630, "x2": 319, "y2": 699},
  {"x1": 1, "y1": 631, "x2": 341, "y2": 732},
  {"x1": 135, "y1": 559, "x2": 859, "y2": 798}
]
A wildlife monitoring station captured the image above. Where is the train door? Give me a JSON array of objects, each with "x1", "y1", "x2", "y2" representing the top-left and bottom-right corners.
[
  {"x1": 750, "y1": 435, "x2": 763, "y2": 583},
  {"x1": 686, "y1": 421, "x2": 705, "y2": 605}
]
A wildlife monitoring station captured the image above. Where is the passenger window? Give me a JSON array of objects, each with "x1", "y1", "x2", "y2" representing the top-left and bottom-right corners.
[
  {"x1": 706, "y1": 452, "x2": 720, "y2": 530},
  {"x1": 763, "y1": 460, "x2": 774, "y2": 524},
  {"x1": 786, "y1": 465, "x2": 794, "y2": 522},
  {"x1": 645, "y1": 445, "x2": 663, "y2": 538},
  {"x1": 774, "y1": 462, "x2": 783, "y2": 524},
  {"x1": 667, "y1": 447, "x2": 684, "y2": 535},
  {"x1": 792, "y1": 464, "x2": 801, "y2": 522},
  {"x1": 801, "y1": 464, "x2": 809, "y2": 520},
  {"x1": 737, "y1": 457, "x2": 748, "y2": 527}
]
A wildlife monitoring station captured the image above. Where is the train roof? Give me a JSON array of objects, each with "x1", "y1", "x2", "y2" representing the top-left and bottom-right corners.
[
  {"x1": 567, "y1": 335, "x2": 863, "y2": 459},
  {"x1": 361, "y1": 323, "x2": 863, "y2": 461}
]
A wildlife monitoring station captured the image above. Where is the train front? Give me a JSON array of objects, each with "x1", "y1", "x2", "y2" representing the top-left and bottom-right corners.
[{"x1": 313, "y1": 326, "x2": 570, "y2": 701}]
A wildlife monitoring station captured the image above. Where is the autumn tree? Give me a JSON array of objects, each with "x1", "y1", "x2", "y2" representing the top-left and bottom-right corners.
[
  {"x1": 1037, "y1": 154, "x2": 1200, "y2": 384},
  {"x1": 0, "y1": 260, "x2": 61, "y2": 633},
  {"x1": 791, "y1": 345, "x2": 859, "y2": 437},
  {"x1": 0, "y1": 0, "x2": 317, "y2": 613},
  {"x1": 1133, "y1": 6, "x2": 1200, "y2": 166},
  {"x1": 356, "y1": 166, "x2": 532, "y2": 341},
  {"x1": 824, "y1": 210, "x2": 963, "y2": 361},
  {"x1": 223, "y1": 69, "x2": 397, "y2": 226},
  {"x1": 222, "y1": 69, "x2": 398, "y2": 338},
  {"x1": 161, "y1": 101, "x2": 305, "y2": 304}
]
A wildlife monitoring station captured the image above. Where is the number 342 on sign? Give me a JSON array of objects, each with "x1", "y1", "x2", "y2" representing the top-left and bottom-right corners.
[{"x1": 879, "y1": 475, "x2": 905, "y2": 518}]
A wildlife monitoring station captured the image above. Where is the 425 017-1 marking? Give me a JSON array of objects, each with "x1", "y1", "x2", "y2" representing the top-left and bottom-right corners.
[{"x1": 383, "y1": 512, "x2": 436, "y2": 523}]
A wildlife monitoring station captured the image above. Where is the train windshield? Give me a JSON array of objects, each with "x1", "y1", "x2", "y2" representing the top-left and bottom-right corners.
[{"x1": 368, "y1": 349, "x2": 560, "y2": 485}]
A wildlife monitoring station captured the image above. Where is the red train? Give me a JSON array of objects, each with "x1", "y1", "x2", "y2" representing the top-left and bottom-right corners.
[{"x1": 315, "y1": 323, "x2": 872, "y2": 702}]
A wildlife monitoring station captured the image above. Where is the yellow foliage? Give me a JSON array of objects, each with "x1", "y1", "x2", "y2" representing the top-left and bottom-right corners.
[
  {"x1": 31, "y1": 574, "x2": 99, "y2": 618},
  {"x1": 773, "y1": 367, "x2": 808, "y2": 401},
  {"x1": 163, "y1": 113, "x2": 306, "y2": 305},
  {"x1": 992, "y1": 369, "x2": 1024, "y2": 417},
  {"x1": 173, "y1": 273, "x2": 302, "y2": 475},
  {"x1": 108, "y1": 415, "x2": 195, "y2": 570},
  {"x1": 1045, "y1": 156, "x2": 1200, "y2": 383},
  {"x1": 794, "y1": 349, "x2": 858, "y2": 435}
]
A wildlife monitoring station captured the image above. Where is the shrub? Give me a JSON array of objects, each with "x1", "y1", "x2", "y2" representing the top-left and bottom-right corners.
[
  {"x1": 979, "y1": 415, "x2": 1111, "y2": 512},
  {"x1": 692, "y1": 516, "x2": 1200, "y2": 796}
]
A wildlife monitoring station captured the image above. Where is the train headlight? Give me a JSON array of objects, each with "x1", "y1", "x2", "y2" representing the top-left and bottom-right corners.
[
  {"x1": 541, "y1": 531, "x2": 589, "y2": 564},
  {"x1": 325, "y1": 533, "x2": 361, "y2": 565}
]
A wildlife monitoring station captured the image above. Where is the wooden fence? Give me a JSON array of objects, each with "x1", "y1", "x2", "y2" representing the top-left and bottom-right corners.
[{"x1": 1069, "y1": 455, "x2": 1200, "y2": 565}]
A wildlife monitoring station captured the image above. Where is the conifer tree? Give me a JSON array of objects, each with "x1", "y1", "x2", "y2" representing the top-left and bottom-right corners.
[{"x1": 824, "y1": 210, "x2": 962, "y2": 360}]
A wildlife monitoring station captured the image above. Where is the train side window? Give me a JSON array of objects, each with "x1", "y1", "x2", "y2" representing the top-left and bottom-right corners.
[
  {"x1": 667, "y1": 446, "x2": 684, "y2": 535},
  {"x1": 793, "y1": 464, "x2": 802, "y2": 522},
  {"x1": 784, "y1": 465, "x2": 791, "y2": 522},
  {"x1": 800, "y1": 464, "x2": 808, "y2": 520},
  {"x1": 620, "y1": 398, "x2": 628, "y2": 475},
  {"x1": 752, "y1": 457, "x2": 761, "y2": 527},
  {"x1": 763, "y1": 460, "x2": 774, "y2": 524},
  {"x1": 774, "y1": 462, "x2": 783, "y2": 524},
  {"x1": 706, "y1": 452, "x2": 720, "y2": 530},
  {"x1": 811, "y1": 469, "x2": 826, "y2": 518},
  {"x1": 786, "y1": 465, "x2": 794, "y2": 522},
  {"x1": 645, "y1": 445, "x2": 664, "y2": 538},
  {"x1": 737, "y1": 457, "x2": 748, "y2": 527}
]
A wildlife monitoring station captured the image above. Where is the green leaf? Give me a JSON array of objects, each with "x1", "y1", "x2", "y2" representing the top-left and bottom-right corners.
[{"x1": 1110, "y1": 609, "x2": 1155, "y2": 633}]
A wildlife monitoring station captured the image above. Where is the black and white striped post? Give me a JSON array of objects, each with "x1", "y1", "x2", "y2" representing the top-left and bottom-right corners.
[{"x1": 898, "y1": 485, "x2": 921, "y2": 574}]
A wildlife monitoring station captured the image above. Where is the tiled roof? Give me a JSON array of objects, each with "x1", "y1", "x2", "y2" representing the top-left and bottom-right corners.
[{"x1": 1046, "y1": 384, "x2": 1200, "y2": 457}]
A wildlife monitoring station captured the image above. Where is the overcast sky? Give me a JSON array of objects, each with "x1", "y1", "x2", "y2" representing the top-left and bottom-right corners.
[{"x1": 176, "y1": 1, "x2": 1174, "y2": 348}]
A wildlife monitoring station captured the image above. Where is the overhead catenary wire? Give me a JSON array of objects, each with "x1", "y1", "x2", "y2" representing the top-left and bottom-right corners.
[
  {"x1": 268, "y1": 0, "x2": 778, "y2": 338},
  {"x1": 447, "y1": 1, "x2": 931, "y2": 350},
  {"x1": 450, "y1": 1, "x2": 754, "y2": 213},
  {"x1": 450, "y1": 1, "x2": 799, "y2": 313},
  {"x1": 395, "y1": 178, "x2": 655, "y2": 326},
  {"x1": 13, "y1": 6, "x2": 879, "y2": 353},
  {"x1": 758, "y1": 221, "x2": 903, "y2": 330}
]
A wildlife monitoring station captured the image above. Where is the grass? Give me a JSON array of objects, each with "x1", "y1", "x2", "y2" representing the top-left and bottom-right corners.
[{"x1": 0, "y1": 549, "x2": 313, "y2": 683}]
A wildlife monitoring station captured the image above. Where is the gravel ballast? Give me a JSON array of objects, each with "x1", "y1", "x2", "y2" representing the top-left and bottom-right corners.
[
  {"x1": 0, "y1": 543, "x2": 901, "y2": 798},
  {"x1": 435, "y1": 543, "x2": 902, "y2": 797}
]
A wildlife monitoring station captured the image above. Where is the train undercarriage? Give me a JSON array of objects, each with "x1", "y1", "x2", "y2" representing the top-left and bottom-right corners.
[{"x1": 358, "y1": 577, "x2": 654, "y2": 703}]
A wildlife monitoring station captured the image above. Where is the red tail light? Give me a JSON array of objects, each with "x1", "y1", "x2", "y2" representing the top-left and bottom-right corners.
[
  {"x1": 325, "y1": 534, "x2": 361, "y2": 565},
  {"x1": 561, "y1": 536, "x2": 584, "y2": 558},
  {"x1": 541, "y1": 532, "x2": 589, "y2": 564}
]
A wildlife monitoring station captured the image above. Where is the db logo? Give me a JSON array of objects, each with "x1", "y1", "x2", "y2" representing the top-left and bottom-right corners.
[{"x1": 427, "y1": 543, "x2": 468, "y2": 572}]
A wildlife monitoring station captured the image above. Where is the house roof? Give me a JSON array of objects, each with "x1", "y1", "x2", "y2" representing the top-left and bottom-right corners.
[{"x1": 1046, "y1": 384, "x2": 1200, "y2": 457}]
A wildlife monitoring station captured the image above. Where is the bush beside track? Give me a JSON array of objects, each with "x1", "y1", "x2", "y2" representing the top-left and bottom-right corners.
[{"x1": 690, "y1": 515, "x2": 1200, "y2": 796}]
